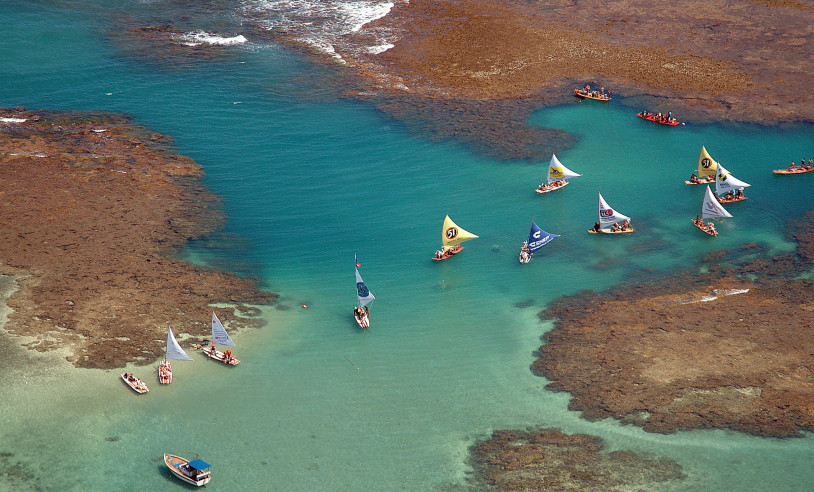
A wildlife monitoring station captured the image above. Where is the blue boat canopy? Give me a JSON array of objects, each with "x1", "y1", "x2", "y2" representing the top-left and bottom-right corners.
[{"x1": 187, "y1": 459, "x2": 211, "y2": 470}]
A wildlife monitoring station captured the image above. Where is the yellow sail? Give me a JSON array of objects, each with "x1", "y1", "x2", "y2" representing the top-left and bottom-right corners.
[
  {"x1": 698, "y1": 145, "x2": 718, "y2": 178},
  {"x1": 442, "y1": 215, "x2": 478, "y2": 252}
]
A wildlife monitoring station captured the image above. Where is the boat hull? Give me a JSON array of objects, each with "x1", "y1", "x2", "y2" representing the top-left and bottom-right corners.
[
  {"x1": 431, "y1": 245, "x2": 464, "y2": 261},
  {"x1": 684, "y1": 177, "x2": 715, "y2": 185},
  {"x1": 587, "y1": 227, "x2": 635, "y2": 234},
  {"x1": 717, "y1": 195, "x2": 747, "y2": 204},
  {"x1": 164, "y1": 454, "x2": 211, "y2": 487},
  {"x1": 535, "y1": 180, "x2": 569, "y2": 194},
  {"x1": 773, "y1": 167, "x2": 813, "y2": 174},
  {"x1": 573, "y1": 88, "x2": 610, "y2": 101},
  {"x1": 354, "y1": 312, "x2": 370, "y2": 329},
  {"x1": 158, "y1": 361, "x2": 172, "y2": 384},
  {"x1": 121, "y1": 373, "x2": 149, "y2": 394},
  {"x1": 637, "y1": 113, "x2": 680, "y2": 126},
  {"x1": 202, "y1": 346, "x2": 240, "y2": 365},
  {"x1": 692, "y1": 219, "x2": 718, "y2": 236}
]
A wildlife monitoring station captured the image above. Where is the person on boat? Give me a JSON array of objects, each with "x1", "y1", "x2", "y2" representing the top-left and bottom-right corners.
[
  {"x1": 808, "y1": 158, "x2": 812, "y2": 168},
  {"x1": 622, "y1": 219, "x2": 631, "y2": 231},
  {"x1": 434, "y1": 249, "x2": 444, "y2": 259},
  {"x1": 736, "y1": 188, "x2": 744, "y2": 198},
  {"x1": 364, "y1": 306, "x2": 369, "y2": 316},
  {"x1": 690, "y1": 173, "x2": 698, "y2": 183},
  {"x1": 610, "y1": 223, "x2": 620, "y2": 232},
  {"x1": 593, "y1": 222, "x2": 601, "y2": 232},
  {"x1": 790, "y1": 161, "x2": 796, "y2": 170},
  {"x1": 802, "y1": 158, "x2": 807, "y2": 168}
]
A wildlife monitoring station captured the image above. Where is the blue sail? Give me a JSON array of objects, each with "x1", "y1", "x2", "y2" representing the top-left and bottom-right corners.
[
  {"x1": 355, "y1": 255, "x2": 375, "y2": 307},
  {"x1": 527, "y1": 221, "x2": 559, "y2": 253}
]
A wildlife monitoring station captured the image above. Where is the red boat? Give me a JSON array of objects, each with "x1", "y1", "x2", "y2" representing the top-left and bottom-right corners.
[{"x1": 637, "y1": 112, "x2": 681, "y2": 126}]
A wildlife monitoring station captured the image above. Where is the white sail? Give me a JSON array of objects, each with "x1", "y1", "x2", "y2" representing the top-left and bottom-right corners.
[
  {"x1": 598, "y1": 192, "x2": 630, "y2": 227},
  {"x1": 714, "y1": 164, "x2": 751, "y2": 195},
  {"x1": 701, "y1": 185, "x2": 733, "y2": 219},
  {"x1": 356, "y1": 267, "x2": 375, "y2": 308},
  {"x1": 211, "y1": 312, "x2": 235, "y2": 347},
  {"x1": 547, "y1": 154, "x2": 582, "y2": 184},
  {"x1": 166, "y1": 326, "x2": 193, "y2": 361}
]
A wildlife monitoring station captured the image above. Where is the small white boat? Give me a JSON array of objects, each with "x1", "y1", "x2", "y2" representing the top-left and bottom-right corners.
[
  {"x1": 587, "y1": 192, "x2": 634, "y2": 234},
  {"x1": 353, "y1": 254, "x2": 374, "y2": 329},
  {"x1": 164, "y1": 453, "x2": 211, "y2": 487},
  {"x1": 121, "y1": 373, "x2": 149, "y2": 394},
  {"x1": 714, "y1": 163, "x2": 750, "y2": 203},
  {"x1": 535, "y1": 154, "x2": 581, "y2": 194},
  {"x1": 694, "y1": 185, "x2": 732, "y2": 237},
  {"x1": 519, "y1": 221, "x2": 559, "y2": 264},
  {"x1": 202, "y1": 312, "x2": 239, "y2": 365},
  {"x1": 685, "y1": 146, "x2": 718, "y2": 185},
  {"x1": 432, "y1": 215, "x2": 478, "y2": 261},
  {"x1": 159, "y1": 326, "x2": 193, "y2": 384}
]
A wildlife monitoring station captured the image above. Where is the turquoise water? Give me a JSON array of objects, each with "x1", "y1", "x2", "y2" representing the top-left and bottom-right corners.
[{"x1": 2, "y1": 1, "x2": 814, "y2": 490}]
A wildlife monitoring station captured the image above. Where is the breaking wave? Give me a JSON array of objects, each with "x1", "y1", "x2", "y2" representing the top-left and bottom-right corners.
[
  {"x1": 177, "y1": 31, "x2": 248, "y2": 47},
  {"x1": 243, "y1": 0, "x2": 397, "y2": 63}
]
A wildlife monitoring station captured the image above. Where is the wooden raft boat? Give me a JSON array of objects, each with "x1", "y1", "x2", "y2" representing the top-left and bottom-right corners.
[
  {"x1": 202, "y1": 346, "x2": 240, "y2": 366},
  {"x1": 573, "y1": 88, "x2": 610, "y2": 101},
  {"x1": 773, "y1": 166, "x2": 813, "y2": 175}
]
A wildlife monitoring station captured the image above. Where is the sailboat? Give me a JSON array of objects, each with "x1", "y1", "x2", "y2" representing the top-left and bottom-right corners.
[
  {"x1": 693, "y1": 185, "x2": 732, "y2": 237},
  {"x1": 159, "y1": 326, "x2": 193, "y2": 384},
  {"x1": 685, "y1": 145, "x2": 718, "y2": 185},
  {"x1": 519, "y1": 221, "x2": 559, "y2": 263},
  {"x1": 432, "y1": 215, "x2": 478, "y2": 261},
  {"x1": 714, "y1": 163, "x2": 750, "y2": 203},
  {"x1": 587, "y1": 192, "x2": 634, "y2": 234},
  {"x1": 535, "y1": 154, "x2": 581, "y2": 194},
  {"x1": 202, "y1": 312, "x2": 239, "y2": 365},
  {"x1": 353, "y1": 255, "x2": 375, "y2": 329}
]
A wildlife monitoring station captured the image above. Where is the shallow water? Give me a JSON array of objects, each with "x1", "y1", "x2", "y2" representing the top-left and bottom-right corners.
[{"x1": 1, "y1": 1, "x2": 814, "y2": 490}]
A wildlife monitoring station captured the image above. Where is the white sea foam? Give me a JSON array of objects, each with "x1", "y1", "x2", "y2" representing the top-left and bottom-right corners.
[
  {"x1": 685, "y1": 288, "x2": 750, "y2": 304},
  {"x1": 244, "y1": 0, "x2": 399, "y2": 61},
  {"x1": 368, "y1": 43, "x2": 393, "y2": 54},
  {"x1": 0, "y1": 117, "x2": 27, "y2": 123},
  {"x1": 177, "y1": 31, "x2": 248, "y2": 47}
]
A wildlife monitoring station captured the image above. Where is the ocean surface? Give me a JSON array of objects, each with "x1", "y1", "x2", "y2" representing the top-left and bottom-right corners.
[{"x1": 1, "y1": 1, "x2": 813, "y2": 490}]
